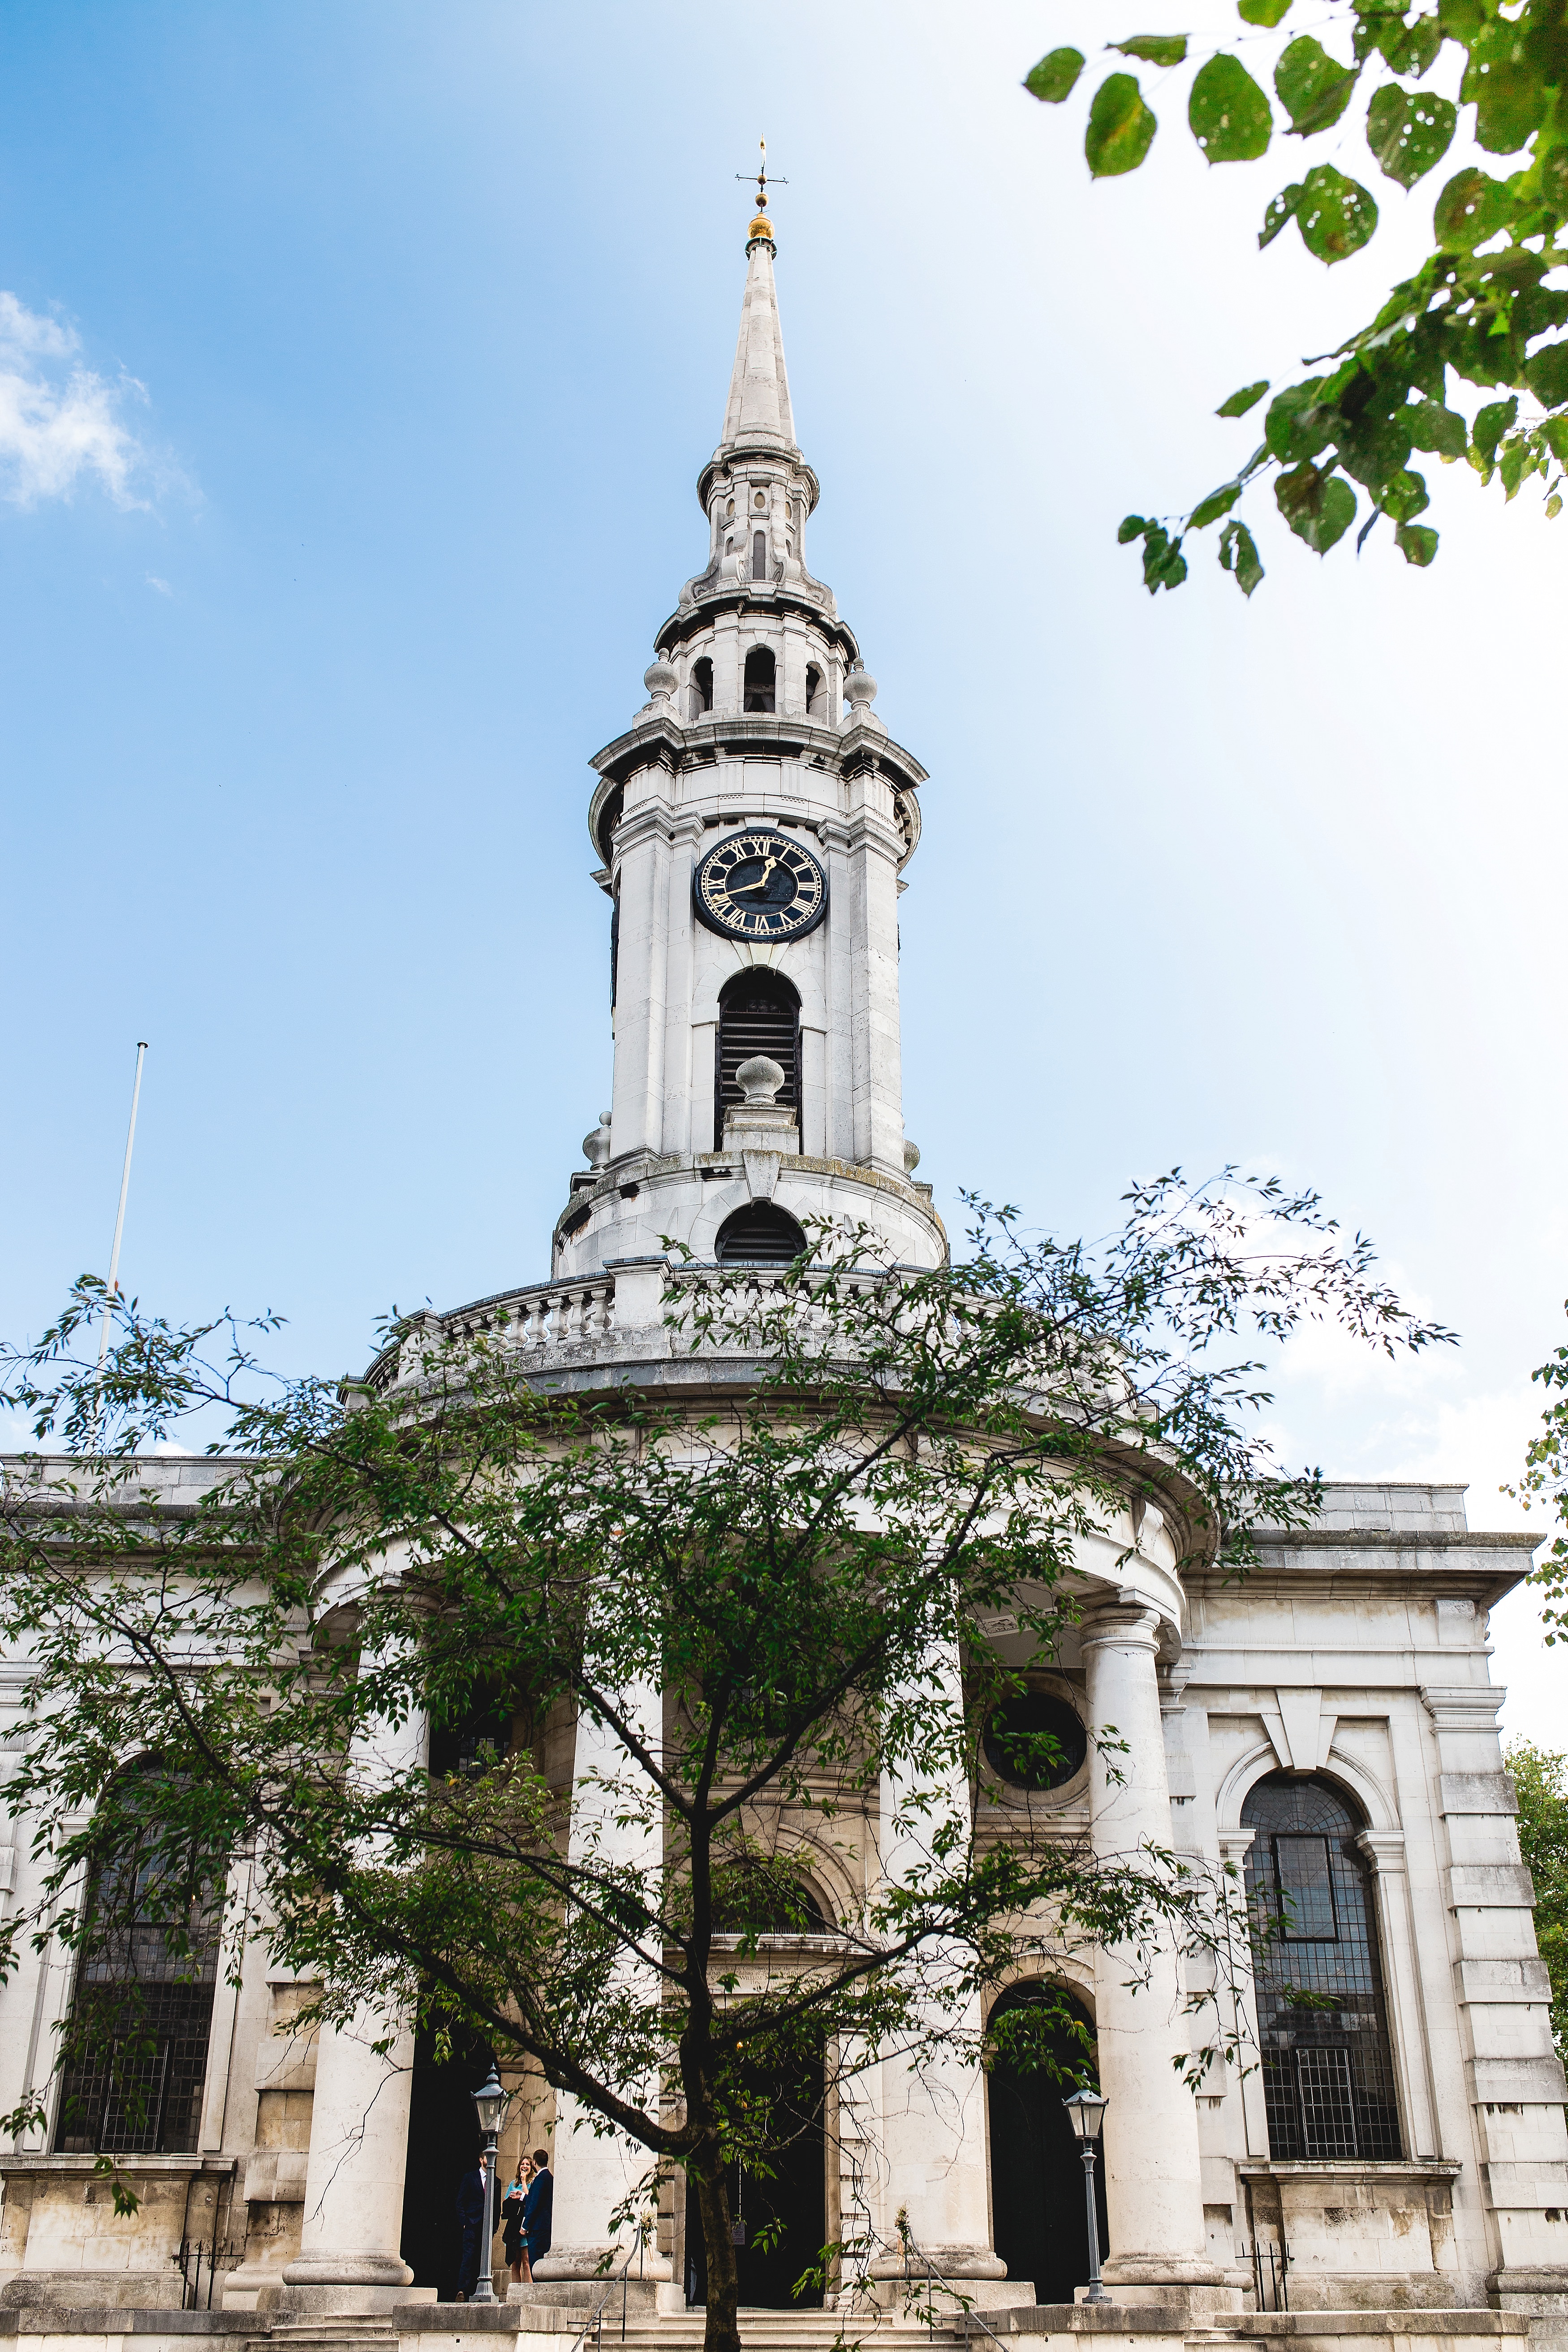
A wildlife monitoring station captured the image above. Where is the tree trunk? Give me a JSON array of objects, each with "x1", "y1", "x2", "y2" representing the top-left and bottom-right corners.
[{"x1": 693, "y1": 2163, "x2": 741, "y2": 2352}]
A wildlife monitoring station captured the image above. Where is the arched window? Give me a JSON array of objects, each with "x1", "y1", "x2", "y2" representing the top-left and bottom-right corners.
[
  {"x1": 716, "y1": 968, "x2": 798, "y2": 1147},
  {"x1": 689, "y1": 656, "x2": 713, "y2": 719},
  {"x1": 711, "y1": 1865, "x2": 828, "y2": 1935},
  {"x1": 751, "y1": 529, "x2": 768, "y2": 582},
  {"x1": 805, "y1": 663, "x2": 823, "y2": 719},
  {"x1": 983, "y1": 1689, "x2": 1087, "y2": 1792},
  {"x1": 715, "y1": 1202, "x2": 806, "y2": 1267},
  {"x1": 54, "y1": 1762, "x2": 222, "y2": 2156},
  {"x1": 1241, "y1": 1773, "x2": 1402, "y2": 2160},
  {"x1": 743, "y1": 646, "x2": 775, "y2": 712}
]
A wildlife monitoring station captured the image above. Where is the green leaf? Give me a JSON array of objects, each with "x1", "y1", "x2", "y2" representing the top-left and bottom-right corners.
[
  {"x1": 1407, "y1": 398, "x2": 1469, "y2": 458},
  {"x1": 1437, "y1": 0, "x2": 1484, "y2": 42},
  {"x1": 1239, "y1": 0, "x2": 1293, "y2": 22},
  {"x1": 1190, "y1": 480, "x2": 1243, "y2": 528},
  {"x1": 1025, "y1": 47, "x2": 1087, "y2": 102},
  {"x1": 1276, "y1": 461, "x2": 1358, "y2": 551},
  {"x1": 1086, "y1": 73, "x2": 1159, "y2": 175},
  {"x1": 1462, "y1": 17, "x2": 1548, "y2": 155},
  {"x1": 1189, "y1": 54, "x2": 1274, "y2": 161},
  {"x1": 1473, "y1": 395, "x2": 1519, "y2": 465},
  {"x1": 1111, "y1": 34, "x2": 1189, "y2": 65},
  {"x1": 1217, "y1": 379, "x2": 1271, "y2": 417},
  {"x1": 1526, "y1": 341, "x2": 1568, "y2": 408},
  {"x1": 1275, "y1": 37, "x2": 1360, "y2": 134},
  {"x1": 1544, "y1": 417, "x2": 1568, "y2": 462},
  {"x1": 1118, "y1": 513, "x2": 1152, "y2": 541},
  {"x1": 1296, "y1": 163, "x2": 1379, "y2": 261},
  {"x1": 1133, "y1": 522, "x2": 1189, "y2": 590},
  {"x1": 1218, "y1": 517, "x2": 1266, "y2": 592},
  {"x1": 1259, "y1": 182, "x2": 1304, "y2": 246},
  {"x1": 1382, "y1": 13, "x2": 1443, "y2": 78},
  {"x1": 1266, "y1": 377, "x2": 1330, "y2": 461},
  {"x1": 1367, "y1": 86, "x2": 1457, "y2": 186},
  {"x1": 1395, "y1": 520, "x2": 1440, "y2": 564},
  {"x1": 1433, "y1": 166, "x2": 1517, "y2": 247},
  {"x1": 1381, "y1": 466, "x2": 1431, "y2": 521}
]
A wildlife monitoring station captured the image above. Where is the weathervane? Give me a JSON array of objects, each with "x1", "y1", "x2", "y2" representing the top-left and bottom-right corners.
[{"x1": 736, "y1": 137, "x2": 787, "y2": 210}]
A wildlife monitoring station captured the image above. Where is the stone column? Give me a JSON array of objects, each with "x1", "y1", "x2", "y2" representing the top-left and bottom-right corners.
[
  {"x1": 283, "y1": 1676, "x2": 425, "y2": 2309},
  {"x1": 534, "y1": 1687, "x2": 671, "y2": 2288},
  {"x1": 1080, "y1": 1603, "x2": 1228, "y2": 2306},
  {"x1": 868, "y1": 1640, "x2": 1008, "y2": 2308}
]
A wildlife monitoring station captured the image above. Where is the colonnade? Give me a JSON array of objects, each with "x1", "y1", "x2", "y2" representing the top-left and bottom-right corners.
[{"x1": 270, "y1": 1594, "x2": 1227, "y2": 2313}]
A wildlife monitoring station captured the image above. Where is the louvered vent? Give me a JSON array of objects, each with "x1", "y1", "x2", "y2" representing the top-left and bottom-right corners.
[
  {"x1": 716, "y1": 1203, "x2": 807, "y2": 1266},
  {"x1": 715, "y1": 974, "x2": 799, "y2": 1149}
]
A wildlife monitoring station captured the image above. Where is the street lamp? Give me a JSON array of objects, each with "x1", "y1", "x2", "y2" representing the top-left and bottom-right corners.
[
  {"x1": 470, "y1": 2068, "x2": 507, "y2": 2305},
  {"x1": 1062, "y1": 2088, "x2": 1110, "y2": 2305}
]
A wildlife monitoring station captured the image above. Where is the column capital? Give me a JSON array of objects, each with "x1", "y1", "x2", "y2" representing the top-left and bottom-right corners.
[{"x1": 1078, "y1": 1600, "x2": 1163, "y2": 1655}]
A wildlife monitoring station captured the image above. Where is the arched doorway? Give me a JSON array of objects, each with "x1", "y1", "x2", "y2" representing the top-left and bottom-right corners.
[
  {"x1": 685, "y1": 2046, "x2": 826, "y2": 2310},
  {"x1": 398, "y1": 2016, "x2": 495, "y2": 2301},
  {"x1": 986, "y1": 1983, "x2": 1106, "y2": 2306}
]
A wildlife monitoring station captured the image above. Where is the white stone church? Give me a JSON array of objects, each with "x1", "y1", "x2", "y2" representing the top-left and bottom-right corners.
[{"x1": 1, "y1": 193, "x2": 1565, "y2": 2352}]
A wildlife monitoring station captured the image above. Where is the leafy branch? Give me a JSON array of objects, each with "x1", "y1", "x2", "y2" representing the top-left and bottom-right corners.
[{"x1": 1025, "y1": 0, "x2": 1568, "y2": 593}]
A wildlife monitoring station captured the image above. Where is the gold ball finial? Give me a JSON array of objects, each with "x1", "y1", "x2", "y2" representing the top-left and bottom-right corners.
[{"x1": 740, "y1": 136, "x2": 782, "y2": 251}]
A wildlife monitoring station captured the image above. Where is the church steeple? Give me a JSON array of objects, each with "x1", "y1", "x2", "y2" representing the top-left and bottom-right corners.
[
  {"x1": 555, "y1": 186, "x2": 943, "y2": 1282},
  {"x1": 716, "y1": 214, "x2": 797, "y2": 462}
]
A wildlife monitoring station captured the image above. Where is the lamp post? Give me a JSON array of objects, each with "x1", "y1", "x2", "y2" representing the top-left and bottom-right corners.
[
  {"x1": 1062, "y1": 2088, "x2": 1110, "y2": 2305},
  {"x1": 470, "y1": 2068, "x2": 507, "y2": 2305}
]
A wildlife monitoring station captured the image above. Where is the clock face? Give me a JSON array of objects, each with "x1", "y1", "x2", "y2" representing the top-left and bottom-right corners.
[{"x1": 693, "y1": 828, "x2": 829, "y2": 942}]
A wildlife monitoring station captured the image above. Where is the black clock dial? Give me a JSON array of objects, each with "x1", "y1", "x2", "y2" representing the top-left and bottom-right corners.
[{"x1": 694, "y1": 828, "x2": 829, "y2": 941}]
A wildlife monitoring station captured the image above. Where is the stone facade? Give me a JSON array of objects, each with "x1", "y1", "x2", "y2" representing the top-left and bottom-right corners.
[{"x1": 0, "y1": 203, "x2": 1563, "y2": 2352}]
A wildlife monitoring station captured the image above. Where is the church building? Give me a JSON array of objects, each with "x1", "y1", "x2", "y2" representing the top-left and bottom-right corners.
[{"x1": 0, "y1": 190, "x2": 1565, "y2": 2352}]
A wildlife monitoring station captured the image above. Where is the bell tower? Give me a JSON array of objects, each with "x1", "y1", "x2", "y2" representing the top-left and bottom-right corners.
[{"x1": 554, "y1": 177, "x2": 943, "y2": 1278}]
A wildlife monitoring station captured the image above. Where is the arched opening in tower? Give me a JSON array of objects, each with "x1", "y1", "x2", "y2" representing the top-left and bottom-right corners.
[
  {"x1": 714, "y1": 1202, "x2": 807, "y2": 1267},
  {"x1": 742, "y1": 646, "x2": 775, "y2": 712},
  {"x1": 715, "y1": 968, "x2": 798, "y2": 1148},
  {"x1": 751, "y1": 529, "x2": 768, "y2": 582}
]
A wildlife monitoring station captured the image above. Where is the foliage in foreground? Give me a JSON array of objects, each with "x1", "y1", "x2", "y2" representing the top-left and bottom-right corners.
[
  {"x1": 1504, "y1": 1740, "x2": 1568, "y2": 2051},
  {"x1": 1025, "y1": 0, "x2": 1568, "y2": 594},
  {"x1": 0, "y1": 1180, "x2": 1451, "y2": 2352},
  {"x1": 1514, "y1": 1301, "x2": 1568, "y2": 1636}
]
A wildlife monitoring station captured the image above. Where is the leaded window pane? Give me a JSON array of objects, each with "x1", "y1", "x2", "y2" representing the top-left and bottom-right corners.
[{"x1": 1241, "y1": 1773, "x2": 1402, "y2": 2162}]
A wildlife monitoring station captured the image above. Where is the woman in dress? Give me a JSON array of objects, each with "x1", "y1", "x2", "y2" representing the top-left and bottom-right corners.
[{"x1": 501, "y1": 2158, "x2": 532, "y2": 2286}]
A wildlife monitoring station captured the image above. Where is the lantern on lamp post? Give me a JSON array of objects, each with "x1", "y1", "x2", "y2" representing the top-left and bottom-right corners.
[
  {"x1": 470, "y1": 2068, "x2": 507, "y2": 2305},
  {"x1": 1061, "y1": 2088, "x2": 1110, "y2": 2305}
]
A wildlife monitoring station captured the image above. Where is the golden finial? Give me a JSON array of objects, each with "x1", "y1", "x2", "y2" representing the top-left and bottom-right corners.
[{"x1": 737, "y1": 138, "x2": 785, "y2": 248}]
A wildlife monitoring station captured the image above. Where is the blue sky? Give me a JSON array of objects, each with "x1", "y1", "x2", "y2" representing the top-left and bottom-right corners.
[{"x1": 3, "y1": 2, "x2": 1564, "y2": 1730}]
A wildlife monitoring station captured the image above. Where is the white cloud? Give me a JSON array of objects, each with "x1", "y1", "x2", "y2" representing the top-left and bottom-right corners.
[
  {"x1": 0, "y1": 290, "x2": 153, "y2": 509},
  {"x1": 145, "y1": 573, "x2": 172, "y2": 595}
]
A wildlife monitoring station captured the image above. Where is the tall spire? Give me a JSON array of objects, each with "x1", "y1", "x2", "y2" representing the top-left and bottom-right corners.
[{"x1": 716, "y1": 144, "x2": 798, "y2": 461}]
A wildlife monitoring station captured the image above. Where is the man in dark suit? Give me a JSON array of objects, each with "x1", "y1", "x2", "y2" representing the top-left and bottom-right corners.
[
  {"x1": 522, "y1": 2149, "x2": 552, "y2": 2271},
  {"x1": 455, "y1": 2153, "x2": 488, "y2": 2301}
]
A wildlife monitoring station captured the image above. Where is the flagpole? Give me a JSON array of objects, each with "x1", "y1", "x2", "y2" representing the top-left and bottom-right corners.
[{"x1": 98, "y1": 1042, "x2": 149, "y2": 1371}]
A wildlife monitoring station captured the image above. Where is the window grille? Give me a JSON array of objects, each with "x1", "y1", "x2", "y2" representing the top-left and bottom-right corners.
[
  {"x1": 1241, "y1": 1774, "x2": 1402, "y2": 2161},
  {"x1": 715, "y1": 971, "x2": 798, "y2": 1150},
  {"x1": 715, "y1": 1203, "x2": 806, "y2": 1266},
  {"x1": 54, "y1": 1775, "x2": 221, "y2": 2157}
]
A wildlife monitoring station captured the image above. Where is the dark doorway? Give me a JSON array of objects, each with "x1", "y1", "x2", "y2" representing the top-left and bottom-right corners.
[
  {"x1": 685, "y1": 2048, "x2": 826, "y2": 2310},
  {"x1": 986, "y1": 1984, "x2": 1106, "y2": 2306},
  {"x1": 399, "y1": 2016, "x2": 495, "y2": 2302}
]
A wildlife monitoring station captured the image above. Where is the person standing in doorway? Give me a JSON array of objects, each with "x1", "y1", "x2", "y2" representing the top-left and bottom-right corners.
[
  {"x1": 455, "y1": 2150, "x2": 488, "y2": 2301},
  {"x1": 522, "y1": 2149, "x2": 552, "y2": 2274},
  {"x1": 502, "y1": 2158, "x2": 532, "y2": 2286}
]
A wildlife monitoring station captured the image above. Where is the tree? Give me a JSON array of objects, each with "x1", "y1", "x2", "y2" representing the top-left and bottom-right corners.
[
  {"x1": 1023, "y1": 0, "x2": 1568, "y2": 594},
  {"x1": 0, "y1": 1179, "x2": 1451, "y2": 2352},
  {"x1": 1515, "y1": 1306, "x2": 1568, "y2": 1636},
  {"x1": 1504, "y1": 1741, "x2": 1568, "y2": 2052}
]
